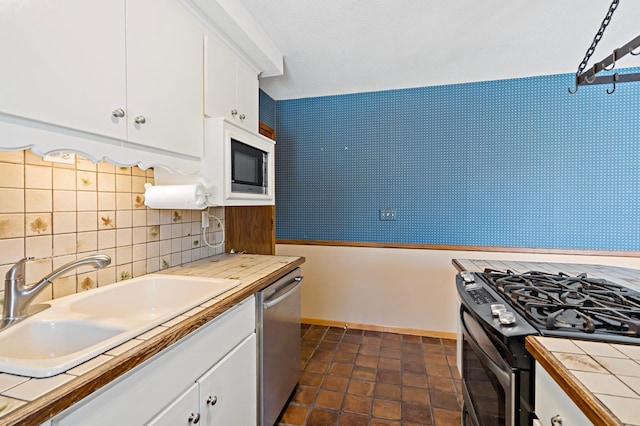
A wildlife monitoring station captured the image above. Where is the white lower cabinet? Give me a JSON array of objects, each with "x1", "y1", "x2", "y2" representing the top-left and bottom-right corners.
[
  {"x1": 147, "y1": 335, "x2": 257, "y2": 426},
  {"x1": 534, "y1": 362, "x2": 592, "y2": 426},
  {"x1": 198, "y1": 334, "x2": 257, "y2": 425},
  {"x1": 51, "y1": 296, "x2": 256, "y2": 426}
]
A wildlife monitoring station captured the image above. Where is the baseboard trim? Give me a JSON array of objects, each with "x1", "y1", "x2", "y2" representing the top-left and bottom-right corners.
[{"x1": 302, "y1": 317, "x2": 457, "y2": 341}]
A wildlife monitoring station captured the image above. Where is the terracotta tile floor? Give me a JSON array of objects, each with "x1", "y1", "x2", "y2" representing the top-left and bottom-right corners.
[{"x1": 276, "y1": 324, "x2": 462, "y2": 426}]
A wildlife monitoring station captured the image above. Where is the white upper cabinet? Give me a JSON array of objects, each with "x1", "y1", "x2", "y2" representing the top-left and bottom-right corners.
[
  {"x1": 126, "y1": 0, "x2": 203, "y2": 157},
  {"x1": 0, "y1": 0, "x2": 127, "y2": 139},
  {"x1": 204, "y1": 34, "x2": 259, "y2": 132},
  {"x1": 0, "y1": 0, "x2": 203, "y2": 172}
]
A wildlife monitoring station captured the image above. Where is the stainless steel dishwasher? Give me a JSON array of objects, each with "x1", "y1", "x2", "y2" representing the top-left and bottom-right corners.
[{"x1": 256, "y1": 268, "x2": 303, "y2": 426}]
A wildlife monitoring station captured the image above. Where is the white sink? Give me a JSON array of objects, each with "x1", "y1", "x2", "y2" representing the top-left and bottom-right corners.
[
  {"x1": 0, "y1": 274, "x2": 241, "y2": 377},
  {"x1": 69, "y1": 275, "x2": 238, "y2": 321}
]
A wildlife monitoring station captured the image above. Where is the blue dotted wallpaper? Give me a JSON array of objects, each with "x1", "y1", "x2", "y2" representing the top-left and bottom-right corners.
[
  {"x1": 259, "y1": 89, "x2": 277, "y2": 129},
  {"x1": 269, "y1": 71, "x2": 640, "y2": 252}
]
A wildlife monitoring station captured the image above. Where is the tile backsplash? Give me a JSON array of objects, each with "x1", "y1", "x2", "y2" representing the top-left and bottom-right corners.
[{"x1": 0, "y1": 150, "x2": 224, "y2": 312}]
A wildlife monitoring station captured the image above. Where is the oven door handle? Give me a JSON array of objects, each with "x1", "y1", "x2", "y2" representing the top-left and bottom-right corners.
[{"x1": 461, "y1": 309, "x2": 512, "y2": 390}]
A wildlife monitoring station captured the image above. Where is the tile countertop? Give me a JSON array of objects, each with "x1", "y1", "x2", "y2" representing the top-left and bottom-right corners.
[
  {"x1": 453, "y1": 258, "x2": 640, "y2": 426},
  {"x1": 0, "y1": 253, "x2": 305, "y2": 426}
]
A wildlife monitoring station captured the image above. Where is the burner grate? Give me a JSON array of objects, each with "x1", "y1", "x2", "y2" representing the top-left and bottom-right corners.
[{"x1": 482, "y1": 269, "x2": 640, "y2": 338}]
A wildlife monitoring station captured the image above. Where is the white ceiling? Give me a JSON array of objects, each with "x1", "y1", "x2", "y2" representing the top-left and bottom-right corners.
[{"x1": 239, "y1": 0, "x2": 640, "y2": 100}]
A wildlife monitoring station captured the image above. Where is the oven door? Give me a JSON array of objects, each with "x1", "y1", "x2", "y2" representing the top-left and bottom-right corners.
[{"x1": 461, "y1": 307, "x2": 516, "y2": 426}]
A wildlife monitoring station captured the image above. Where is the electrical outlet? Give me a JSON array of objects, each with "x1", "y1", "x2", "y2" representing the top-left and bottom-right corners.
[
  {"x1": 379, "y1": 208, "x2": 397, "y2": 221},
  {"x1": 201, "y1": 211, "x2": 210, "y2": 228}
]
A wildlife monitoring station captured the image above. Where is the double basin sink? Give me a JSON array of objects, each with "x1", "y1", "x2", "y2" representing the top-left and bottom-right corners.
[{"x1": 0, "y1": 274, "x2": 241, "y2": 378}]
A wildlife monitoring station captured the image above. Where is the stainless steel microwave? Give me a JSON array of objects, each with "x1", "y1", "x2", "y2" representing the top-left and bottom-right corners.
[{"x1": 231, "y1": 138, "x2": 268, "y2": 195}]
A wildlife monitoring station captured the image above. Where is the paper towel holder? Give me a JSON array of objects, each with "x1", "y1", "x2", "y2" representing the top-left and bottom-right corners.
[{"x1": 143, "y1": 183, "x2": 216, "y2": 210}]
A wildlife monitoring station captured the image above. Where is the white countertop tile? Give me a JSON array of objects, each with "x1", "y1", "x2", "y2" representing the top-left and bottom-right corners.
[
  {"x1": 66, "y1": 355, "x2": 113, "y2": 377},
  {"x1": 573, "y1": 341, "x2": 627, "y2": 358},
  {"x1": 612, "y1": 344, "x2": 640, "y2": 361},
  {"x1": 618, "y1": 375, "x2": 640, "y2": 396},
  {"x1": 104, "y1": 338, "x2": 143, "y2": 357},
  {"x1": 536, "y1": 336, "x2": 585, "y2": 354},
  {"x1": 162, "y1": 315, "x2": 189, "y2": 327},
  {"x1": 555, "y1": 352, "x2": 609, "y2": 373},
  {"x1": 0, "y1": 374, "x2": 28, "y2": 393},
  {"x1": 136, "y1": 326, "x2": 168, "y2": 341},
  {"x1": 594, "y1": 356, "x2": 640, "y2": 378},
  {"x1": 572, "y1": 370, "x2": 637, "y2": 398},
  {"x1": 3, "y1": 374, "x2": 74, "y2": 401},
  {"x1": 0, "y1": 395, "x2": 25, "y2": 417},
  {"x1": 594, "y1": 394, "x2": 640, "y2": 426}
]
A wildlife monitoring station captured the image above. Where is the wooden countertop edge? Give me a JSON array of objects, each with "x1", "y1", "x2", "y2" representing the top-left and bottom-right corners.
[
  {"x1": 452, "y1": 259, "x2": 465, "y2": 272},
  {"x1": 525, "y1": 337, "x2": 622, "y2": 426},
  {"x1": 3, "y1": 257, "x2": 305, "y2": 426}
]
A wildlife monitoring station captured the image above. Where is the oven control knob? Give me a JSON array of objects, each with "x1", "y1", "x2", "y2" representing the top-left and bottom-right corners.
[
  {"x1": 460, "y1": 272, "x2": 475, "y2": 284},
  {"x1": 491, "y1": 304, "x2": 507, "y2": 316},
  {"x1": 498, "y1": 311, "x2": 516, "y2": 326}
]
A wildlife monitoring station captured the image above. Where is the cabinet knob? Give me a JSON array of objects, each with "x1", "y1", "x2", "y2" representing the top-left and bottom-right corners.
[
  {"x1": 134, "y1": 116, "x2": 146, "y2": 125},
  {"x1": 206, "y1": 395, "x2": 218, "y2": 406},
  {"x1": 231, "y1": 109, "x2": 238, "y2": 116},
  {"x1": 239, "y1": 114, "x2": 246, "y2": 120},
  {"x1": 111, "y1": 108, "x2": 125, "y2": 118},
  {"x1": 551, "y1": 415, "x2": 563, "y2": 426},
  {"x1": 188, "y1": 412, "x2": 200, "y2": 424}
]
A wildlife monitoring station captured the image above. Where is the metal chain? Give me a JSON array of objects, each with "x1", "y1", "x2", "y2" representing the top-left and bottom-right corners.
[{"x1": 574, "y1": 0, "x2": 620, "y2": 76}]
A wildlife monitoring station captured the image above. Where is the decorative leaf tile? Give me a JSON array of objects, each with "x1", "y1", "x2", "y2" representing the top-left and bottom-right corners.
[
  {"x1": 101, "y1": 216, "x2": 114, "y2": 228},
  {"x1": 80, "y1": 277, "x2": 94, "y2": 291},
  {"x1": 134, "y1": 195, "x2": 145, "y2": 209},
  {"x1": 29, "y1": 216, "x2": 48, "y2": 234}
]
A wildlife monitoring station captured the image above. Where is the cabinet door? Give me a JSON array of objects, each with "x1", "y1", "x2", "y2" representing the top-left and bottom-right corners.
[
  {"x1": 126, "y1": 0, "x2": 203, "y2": 158},
  {"x1": 204, "y1": 34, "x2": 237, "y2": 120},
  {"x1": 204, "y1": 34, "x2": 258, "y2": 132},
  {"x1": 0, "y1": 0, "x2": 126, "y2": 139},
  {"x1": 147, "y1": 383, "x2": 200, "y2": 426},
  {"x1": 235, "y1": 60, "x2": 259, "y2": 132},
  {"x1": 199, "y1": 334, "x2": 257, "y2": 426}
]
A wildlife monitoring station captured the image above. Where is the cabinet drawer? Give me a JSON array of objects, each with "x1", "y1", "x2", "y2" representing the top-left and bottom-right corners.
[{"x1": 53, "y1": 296, "x2": 255, "y2": 426}]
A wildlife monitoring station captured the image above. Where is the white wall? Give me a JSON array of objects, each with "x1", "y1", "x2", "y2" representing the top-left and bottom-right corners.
[{"x1": 276, "y1": 244, "x2": 639, "y2": 335}]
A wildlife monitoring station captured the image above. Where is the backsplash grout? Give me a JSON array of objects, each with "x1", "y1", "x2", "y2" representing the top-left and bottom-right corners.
[{"x1": 0, "y1": 149, "x2": 224, "y2": 314}]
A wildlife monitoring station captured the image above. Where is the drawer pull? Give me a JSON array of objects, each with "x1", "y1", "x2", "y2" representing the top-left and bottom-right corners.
[{"x1": 206, "y1": 395, "x2": 218, "y2": 406}]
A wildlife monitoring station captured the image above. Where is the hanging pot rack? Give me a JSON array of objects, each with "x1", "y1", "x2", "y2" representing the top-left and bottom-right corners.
[{"x1": 568, "y1": 0, "x2": 640, "y2": 94}]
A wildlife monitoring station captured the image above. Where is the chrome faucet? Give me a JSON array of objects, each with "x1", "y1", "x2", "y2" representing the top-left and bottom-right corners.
[{"x1": 2, "y1": 254, "x2": 111, "y2": 326}]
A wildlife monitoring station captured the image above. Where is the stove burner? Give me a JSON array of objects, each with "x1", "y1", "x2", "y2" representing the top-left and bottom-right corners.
[{"x1": 483, "y1": 269, "x2": 640, "y2": 338}]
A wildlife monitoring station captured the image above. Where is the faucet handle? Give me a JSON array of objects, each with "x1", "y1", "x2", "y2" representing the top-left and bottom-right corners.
[{"x1": 6, "y1": 257, "x2": 34, "y2": 282}]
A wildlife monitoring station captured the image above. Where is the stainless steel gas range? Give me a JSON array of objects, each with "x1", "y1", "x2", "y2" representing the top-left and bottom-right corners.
[{"x1": 456, "y1": 268, "x2": 640, "y2": 426}]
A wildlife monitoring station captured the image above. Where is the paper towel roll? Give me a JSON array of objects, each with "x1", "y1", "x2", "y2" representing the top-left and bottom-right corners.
[{"x1": 143, "y1": 183, "x2": 208, "y2": 210}]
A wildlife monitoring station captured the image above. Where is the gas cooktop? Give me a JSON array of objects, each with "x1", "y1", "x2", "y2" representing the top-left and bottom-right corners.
[{"x1": 482, "y1": 269, "x2": 640, "y2": 343}]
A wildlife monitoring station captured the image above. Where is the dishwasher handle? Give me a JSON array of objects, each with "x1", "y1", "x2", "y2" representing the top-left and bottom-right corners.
[{"x1": 263, "y1": 277, "x2": 303, "y2": 310}]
